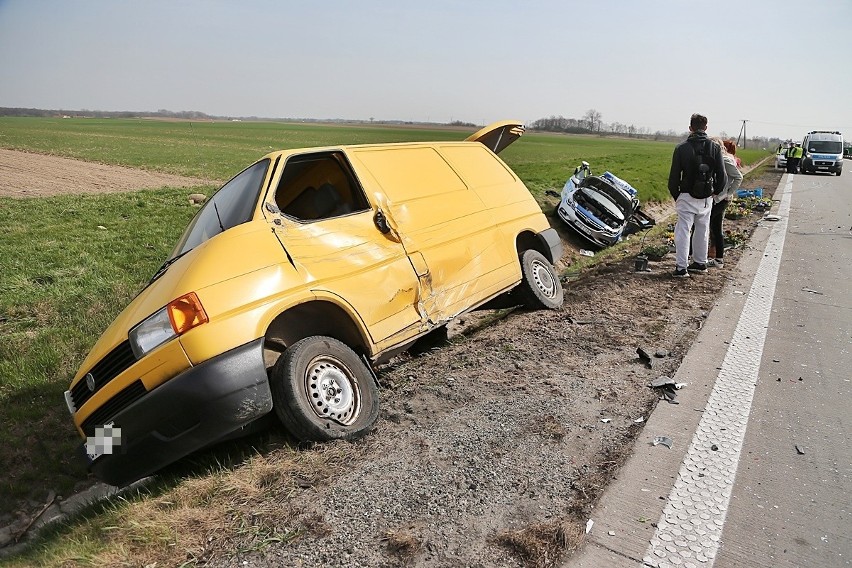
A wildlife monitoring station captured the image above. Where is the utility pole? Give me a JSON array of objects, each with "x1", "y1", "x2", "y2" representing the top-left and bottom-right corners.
[{"x1": 735, "y1": 120, "x2": 748, "y2": 148}]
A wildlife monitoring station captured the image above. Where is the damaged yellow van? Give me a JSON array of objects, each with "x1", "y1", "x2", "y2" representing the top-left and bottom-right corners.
[{"x1": 65, "y1": 121, "x2": 563, "y2": 486}]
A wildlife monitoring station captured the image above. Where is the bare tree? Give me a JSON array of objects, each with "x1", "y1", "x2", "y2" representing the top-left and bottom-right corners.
[{"x1": 583, "y1": 109, "x2": 602, "y2": 133}]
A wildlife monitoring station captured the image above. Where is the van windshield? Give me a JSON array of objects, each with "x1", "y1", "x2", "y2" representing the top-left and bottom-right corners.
[
  {"x1": 808, "y1": 140, "x2": 842, "y2": 153},
  {"x1": 170, "y1": 159, "x2": 269, "y2": 259}
]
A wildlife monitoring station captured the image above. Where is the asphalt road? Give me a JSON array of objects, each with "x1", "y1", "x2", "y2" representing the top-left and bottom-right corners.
[{"x1": 568, "y1": 167, "x2": 851, "y2": 568}]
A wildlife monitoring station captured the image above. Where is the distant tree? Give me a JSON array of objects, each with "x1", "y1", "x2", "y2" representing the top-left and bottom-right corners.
[{"x1": 583, "y1": 109, "x2": 602, "y2": 132}]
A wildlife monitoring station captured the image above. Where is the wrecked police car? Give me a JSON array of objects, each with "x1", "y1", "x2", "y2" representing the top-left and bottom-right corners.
[
  {"x1": 553, "y1": 161, "x2": 655, "y2": 248},
  {"x1": 65, "y1": 121, "x2": 564, "y2": 486}
]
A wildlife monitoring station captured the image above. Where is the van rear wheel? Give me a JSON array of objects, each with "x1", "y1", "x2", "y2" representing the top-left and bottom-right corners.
[
  {"x1": 270, "y1": 336, "x2": 379, "y2": 441},
  {"x1": 517, "y1": 249, "x2": 563, "y2": 310}
]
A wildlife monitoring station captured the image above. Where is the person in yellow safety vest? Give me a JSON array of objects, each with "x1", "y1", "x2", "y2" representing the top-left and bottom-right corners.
[{"x1": 787, "y1": 143, "x2": 803, "y2": 173}]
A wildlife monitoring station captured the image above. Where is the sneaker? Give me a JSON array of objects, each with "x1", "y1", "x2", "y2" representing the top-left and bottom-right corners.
[
  {"x1": 707, "y1": 258, "x2": 724, "y2": 268},
  {"x1": 687, "y1": 262, "x2": 708, "y2": 273},
  {"x1": 673, "y1": 267, "x2": 690, "y2": 278}
]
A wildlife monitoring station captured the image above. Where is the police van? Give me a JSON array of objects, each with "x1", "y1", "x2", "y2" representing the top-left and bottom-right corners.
[{"x1": 800, "y1": 131, "x2": 844, "y2": 176}]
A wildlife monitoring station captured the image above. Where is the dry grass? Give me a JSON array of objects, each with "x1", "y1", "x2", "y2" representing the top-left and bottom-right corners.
[
  {"x1": 32, "y1": 441, "x2": 365, "y2": 567},
  {"x1": 380, "y1": 527, "x2": 421, "y2": 561},
  {"x1": 493, "y1": 520, "x2": 585, "y2": 568}
]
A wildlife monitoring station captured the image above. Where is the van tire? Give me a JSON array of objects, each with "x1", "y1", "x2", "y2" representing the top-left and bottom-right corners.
[
  {"x1": 270, "y1": 336, "x2": 379, "y2": 442},
  {"x1": 517, "y1": 249, "x2": 563, "y2": 310}
]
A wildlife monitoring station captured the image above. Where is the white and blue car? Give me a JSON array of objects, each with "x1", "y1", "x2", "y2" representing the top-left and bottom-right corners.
[{"x1": 553, "y1": 162, "x2": 654, "y2": 248}]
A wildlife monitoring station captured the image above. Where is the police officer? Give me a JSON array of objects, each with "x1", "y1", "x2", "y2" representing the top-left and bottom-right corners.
[{"x1": 789, "y1": 143, "x2": 803, "y2": 173}]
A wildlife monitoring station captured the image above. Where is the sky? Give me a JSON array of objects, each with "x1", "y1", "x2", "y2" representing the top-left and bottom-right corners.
[{"x1": 1, "y1": 0, "x2": 851, "y2": 142}]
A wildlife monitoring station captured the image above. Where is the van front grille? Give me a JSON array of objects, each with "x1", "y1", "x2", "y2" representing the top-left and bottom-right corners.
[
  {"x1": 71, "y1": 341, "x2": 137, "y2": 410},
  {"x1": 81, "y1": 380, "x2": 147, "y2": 437}
]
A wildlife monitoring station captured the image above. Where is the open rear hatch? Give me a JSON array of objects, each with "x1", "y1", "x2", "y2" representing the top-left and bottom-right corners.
[{"x1": 465, "y1": 120, "x2": 525, "y2": 154}]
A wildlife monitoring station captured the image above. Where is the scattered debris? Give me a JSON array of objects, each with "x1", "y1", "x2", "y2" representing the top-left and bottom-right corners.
[
  {"x1": 633, "y1": 416, "x2": 645, "y2": 424},
  {"x1": 795, "y1": 445, "x2": 805, "y2": 455},
  {"x1": 652, "y1": 436, "x2": 673, "y2": 449},
  {"x1": 585, "y1": 519, "x2": 594, "y2": 534},
  {"x1": 608, "y1": 530, "x2": 616, "y2": 536},
  {"x1": 188, "y1": 193, "x2": 207, "y2": 205},
  {"x1": 96, "y1": 225, "x2": 107, "y2": 230},
  {"x1": 649, "y1": 376, "x2": 681, "y2": 403},
  {"x1": 710, "y1": 444, "x2": 719, "y2": 451},
  {"x1": 654, "y1": 349, "x2": 669, "y2": 358},
  {"x1": 763, "y1": 214, "x2": 781, "y2": 221},
  {"x1": 801, "y1": 287, "x2": 824, "y2": 295},
  {"x1": 600, "y1": 418, "x2": 612, "y2": 423},
  {"x1": 580, "y1": 249, "x2": 595, "y2": 257},
  {"x1": 650, "y1": 376, "x2": 675, "y2": 388}
]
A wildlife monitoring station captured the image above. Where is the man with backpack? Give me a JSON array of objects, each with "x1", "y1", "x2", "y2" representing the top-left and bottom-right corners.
[{"x1": 667, "y1": 113, "x2": 728, "y2": 278}]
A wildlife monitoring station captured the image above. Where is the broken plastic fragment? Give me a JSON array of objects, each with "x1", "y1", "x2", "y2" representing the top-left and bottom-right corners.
[
  {"x1": 633, "y1": 416, "x2": 645, "y2": 423},
  {"x1": 795, "y1": 445, "x2": 805, "y2": 455},
  {"x1": 580, "y1": 249, "x2": 595, "y2": 257},
  {"x1": 650, "y1": 376, "x2": 675, "y2": 388},
  {"x1": 652, "y1": 436, "x2": 672, "y2": 448},
  {"x1": 600, "y1": 418, "x2": 612, "y2": 423},
  {"x1": 586, "y1": 519, "x2": 594, "y2": 534},
  {"x1": 675, "y1": 383, "x2": 687, "y2": 390}
]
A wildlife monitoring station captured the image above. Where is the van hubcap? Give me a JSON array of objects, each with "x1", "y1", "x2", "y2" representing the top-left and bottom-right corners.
[
  {"x1": 305, "y1": 357, "x2": 360, "y2": 425},
  {"x1": 531, "y1": 259, "x2": 557, "y2": 298}
]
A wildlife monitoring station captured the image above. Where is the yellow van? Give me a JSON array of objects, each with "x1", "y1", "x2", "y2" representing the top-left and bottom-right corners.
[{"x1": 65, "y1": 121, "x2": 563, "y2": 486}]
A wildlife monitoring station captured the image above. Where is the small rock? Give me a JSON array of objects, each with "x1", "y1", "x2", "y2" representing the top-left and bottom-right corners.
[
  {"x1": 188, "y1": 193, "x2": 207, "y2": 205},
  {"x1": 654, "y1": 349, "x2": 669, "y2": 358}
]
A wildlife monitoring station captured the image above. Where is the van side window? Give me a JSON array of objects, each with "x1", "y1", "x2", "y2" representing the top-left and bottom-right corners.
[{"x1": 275, "y1": 152, "x2": 369, "y2": 221}]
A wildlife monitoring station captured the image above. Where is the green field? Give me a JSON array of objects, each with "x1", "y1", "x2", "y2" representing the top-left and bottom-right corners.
[
  {"x1": 0, "y1": 116, "x2": 767, "y2": 202},
  {"x1": 0, "y1": 117, "x2": 770, "y2": 563}
]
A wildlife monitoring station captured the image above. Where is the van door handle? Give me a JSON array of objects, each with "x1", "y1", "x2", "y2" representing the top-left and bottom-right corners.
[{"x1": 374, "y1": 210, "x2": 391, "y2": 234}]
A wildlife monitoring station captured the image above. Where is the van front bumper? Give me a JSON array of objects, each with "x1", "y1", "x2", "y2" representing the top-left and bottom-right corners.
[
  {"x1": 82, "y1": 338, "x2": 273, "y2": 487},
  {"x1": 802, "y1": 157, "x2": 843, "y2": 173}
]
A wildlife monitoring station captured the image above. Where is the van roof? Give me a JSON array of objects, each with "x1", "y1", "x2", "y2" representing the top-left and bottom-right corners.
[{"x1": 807, "y1": 130, "x2": 842, "y2": 136}]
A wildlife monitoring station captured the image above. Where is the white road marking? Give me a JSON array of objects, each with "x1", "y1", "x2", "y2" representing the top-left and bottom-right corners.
[{"x1": 643, "y1": 176, "x2": 794, "y2": 567}]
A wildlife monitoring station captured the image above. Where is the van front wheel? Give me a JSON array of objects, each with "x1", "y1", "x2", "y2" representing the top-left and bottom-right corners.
[
  {"x1": 517, "y1": 249, "x2": 563, "y2": 310},
  {"x1": 270, "y1": 336, "x2": 379, "y2": 442}
]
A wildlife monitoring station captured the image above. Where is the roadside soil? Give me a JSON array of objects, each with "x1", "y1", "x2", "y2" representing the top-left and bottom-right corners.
[
  {"x1": 0, "y1": 149, "x2": 783, "y2": 567},
  {"x1": 0, "y1": 148, "x2": 209, "y2": 197}
]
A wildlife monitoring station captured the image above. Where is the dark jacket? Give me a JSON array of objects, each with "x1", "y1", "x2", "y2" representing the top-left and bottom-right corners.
[{"x1": 668, "y1": 131, "x2": 727, "y2": 200}]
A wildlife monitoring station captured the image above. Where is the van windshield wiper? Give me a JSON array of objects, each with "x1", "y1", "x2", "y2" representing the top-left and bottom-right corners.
[{"x1": 148, "y1": 249, "x2": 192, "y2": 285}]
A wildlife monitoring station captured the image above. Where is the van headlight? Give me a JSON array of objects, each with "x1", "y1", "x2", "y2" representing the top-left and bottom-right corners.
[{"x1": 129, "y1": 292, "x2": 209, "y2": 358}]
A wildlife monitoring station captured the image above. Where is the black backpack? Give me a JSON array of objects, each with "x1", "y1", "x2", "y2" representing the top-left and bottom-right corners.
[{"x1": 687, "y1": 139, "x2": 715, "y2": 199}]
